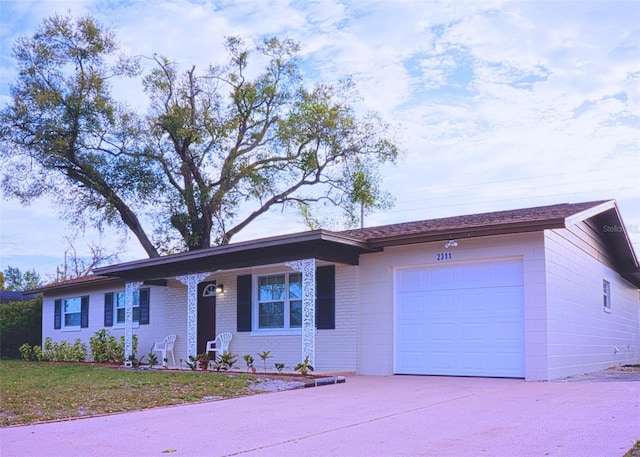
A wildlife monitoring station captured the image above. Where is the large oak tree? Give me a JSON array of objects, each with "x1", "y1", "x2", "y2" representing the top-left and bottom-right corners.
[{"x1": 0, "y1": 14, "x2": 399, "y2": 257}]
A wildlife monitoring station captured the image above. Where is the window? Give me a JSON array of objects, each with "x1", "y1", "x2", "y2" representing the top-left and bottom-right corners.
[
  {"x1": 64, "y1": 297, "x2": 81, "y2": 328},
  {"x1": 54, "y1": 296, "x2": 89, "y2": 330},
  {"x1": 104, "y1": 288, "x2": 150, "y2": 327},
  {"x1": 115, "y1": 292, "x2": 141, "y2": 324},
  {"x1": 256, "y1": 273, "x2": 302, "y2": 330},
  {"x1": 236, "y1": 266, "x2": 335, "y2": 333},
  {"x1": 603, "y1": 280, "x2": 611, "y2": 311}
]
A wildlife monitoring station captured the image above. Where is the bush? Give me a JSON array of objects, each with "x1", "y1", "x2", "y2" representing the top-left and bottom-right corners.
[
  {"x1": 89, "y1": 329, "x2": 138, "y2": 363},
  {"x1": 20, "y1": 337, "x2": 87, "y2": 362},
  {"x1": 19, "y1": 342, "x2": 41, "y2": 361},
  {"x1": 41, "y1": 337, "x2": 87, "y2": 362},
  {"x1": 0, "y1": 296, "x2": 42, "y2": 358}
]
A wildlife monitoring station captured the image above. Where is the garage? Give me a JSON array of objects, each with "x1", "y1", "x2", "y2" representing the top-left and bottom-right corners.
[{"x1": 394, "y1": 258, "x2": 524, "y2": 377}]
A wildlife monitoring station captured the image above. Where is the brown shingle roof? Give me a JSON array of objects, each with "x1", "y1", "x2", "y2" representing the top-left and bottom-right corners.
[
  {"x1": 27, "y1": 275, "x2": 120, "y2": 294},
  {"x1": 339, "y1": 201, "x2": 611, "y2": 245},
  {"x1": 39, "y1": 199, "x2": 638, "y2": 291}
]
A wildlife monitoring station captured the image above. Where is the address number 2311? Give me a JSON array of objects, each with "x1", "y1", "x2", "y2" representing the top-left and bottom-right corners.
[{"x1": 436, "y1": 252, "x2": 452, "y2": 261}]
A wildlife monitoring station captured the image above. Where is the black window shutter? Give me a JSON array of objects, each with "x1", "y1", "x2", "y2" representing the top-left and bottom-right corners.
[
  {"x1": 54, "y1": 299, "x2": 62, "y2": 329},
  {"x1": 104, "y1": 293, "x2": 114, "y2": 327},
  {"x1": 316, "y1": 265, "x2": 335, "y2": 330},
  {"x1": 139, "y1": 288, "x2": 150, "y2": 325},
  {"x1": 237, "y1": 275, "x2": 252, "y2": 332},
  {"x1": 80, "y1": 296, "x2": 89, "y2": 328}
]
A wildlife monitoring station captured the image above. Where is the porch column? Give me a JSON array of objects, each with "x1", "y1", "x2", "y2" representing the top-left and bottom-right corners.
[
  {"x1": 124, "y1": 281, "x2": 143, "y2": 365},
  {"x1": 176, "y1": 273, "x2": 210, "y2": 360},
  {"x1": 285, "y1": 258, "x2": 316, "y2": 368}
]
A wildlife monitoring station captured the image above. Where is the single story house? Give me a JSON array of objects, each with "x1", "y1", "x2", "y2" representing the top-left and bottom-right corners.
[{"x1": 35, "y1": 200, "x2": 640, "y2": 381}]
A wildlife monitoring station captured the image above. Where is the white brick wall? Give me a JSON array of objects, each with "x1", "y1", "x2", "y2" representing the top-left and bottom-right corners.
[
  {"x1": 318, "y1": 264, "x2": 358, "y2": 372},
  {"x1": 161, "y1": 279, "x2": 188, "y2": 366},
  {"x1": 357, "y1": 232, "x2": 549, "y2": 379},
  {"x1": 42, "y1": 281, "x2": 170, "y2": 363},
  {"x1": 544, "y1": 225, "x2": 640, "y2": 379},
  {"x1": 213, "y1": 265, "x2": 359, "y2": 374}
]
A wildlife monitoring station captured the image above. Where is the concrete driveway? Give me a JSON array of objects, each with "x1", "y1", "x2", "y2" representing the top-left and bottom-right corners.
[{"x1": 1, "y1": 375, "x2": 638, "y2": 457}]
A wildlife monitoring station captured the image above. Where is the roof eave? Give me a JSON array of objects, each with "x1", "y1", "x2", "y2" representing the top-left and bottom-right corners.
[
  {"x1": 27, "y1": 276, "x2": 122, "y2": 294},
  {"x1": 93, "y1": 230, "x2": 380, "y2": 280},
  {"x1": 365, "y1": 219, "x2": 566, "y2": 248}
]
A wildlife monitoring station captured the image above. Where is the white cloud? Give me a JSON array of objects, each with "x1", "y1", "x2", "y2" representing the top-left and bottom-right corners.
[{"x1": 0, "y1": 0, "x2": 638, "y2": 276}]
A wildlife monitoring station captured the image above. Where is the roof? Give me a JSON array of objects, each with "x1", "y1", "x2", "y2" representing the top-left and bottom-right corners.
[
  {"x1": 27, "y1": 275, "x2": 122, "y2": 295},
  {"x1": 92, "y1": 230, "x2": 379, "y2": 282},
  {"x1": 46, "y1": 199, "x2": 637, "y2": 289},
  {"x1": 338, "y1": 200, "x2": 638, "y2": 286},
  {"x1": 338, "y1": 201, "x2": 611, "y2": 246}
]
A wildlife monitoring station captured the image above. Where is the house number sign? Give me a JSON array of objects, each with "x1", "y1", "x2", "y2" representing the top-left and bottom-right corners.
[{"x1": 436, "y1": 252, "x2": 452, "y2": 261}]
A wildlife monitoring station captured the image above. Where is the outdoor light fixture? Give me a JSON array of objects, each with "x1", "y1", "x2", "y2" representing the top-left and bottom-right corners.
[
  {"x1": 202, "y1": 283, "x2": 224, "y2": 297},
  {"x1": 444, "y1": 239, "x2": 458, "y2": 249}
]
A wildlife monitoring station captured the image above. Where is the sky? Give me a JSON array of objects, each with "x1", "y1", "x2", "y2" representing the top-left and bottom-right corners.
[{"x1": 0, "y1": 0, "x2": 639, "y2": 281}]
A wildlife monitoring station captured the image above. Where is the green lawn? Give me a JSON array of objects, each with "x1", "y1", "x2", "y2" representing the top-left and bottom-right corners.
[
  {"x1": 0, "y1": 360, "x2": 260, "y2": 426},
  {"x1": 624, "y1": 441, "x2": 640, "y2": 457}
]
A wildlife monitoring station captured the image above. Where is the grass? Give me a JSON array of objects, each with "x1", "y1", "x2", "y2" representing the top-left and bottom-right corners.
[
  {"x1": 624, "y1": 441, "x2": 640, "y2": 457},
  {"x1": 0, "y1": 360, "x2": 261, "y2": 426}
]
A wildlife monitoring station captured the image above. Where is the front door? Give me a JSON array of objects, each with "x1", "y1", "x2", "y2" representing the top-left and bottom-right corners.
[{"x1": 197, "y1": 282, "x2": 217, "y2": 354}]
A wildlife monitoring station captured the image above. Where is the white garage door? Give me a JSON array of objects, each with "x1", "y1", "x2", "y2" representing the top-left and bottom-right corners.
[{"x1": 395, "y1": 258, "x2": 524, "y2": 378}]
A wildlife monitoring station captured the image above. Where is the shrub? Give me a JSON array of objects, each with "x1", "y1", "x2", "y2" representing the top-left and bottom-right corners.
[
  {"x1": 294, "y1": 355, "x2": 314, "y2": 376},
  {"x1": 19, "y1": 343, "x2": 31, "y2": 361},
  {"x1": 0, "y1": 296, "x2": 42, "y2": 358},
  {"x1": 212, "y1": 352, "x2": 237, "y2": 372},
  {"x1": 257, "y1": 350, "x2": 271, "y2": 373},
  {"x1": 19, "y1": 343, "x2": 38, "y2": 361},
  {"x1": 89, "y1": 329, "x2": 138, "y2": 363},
  {"x1": 243, "y1": 354, "x2": 255, "y2": 373},
  {"x1": 39, "y1": 337, "x2": 87, "y2": 362}
]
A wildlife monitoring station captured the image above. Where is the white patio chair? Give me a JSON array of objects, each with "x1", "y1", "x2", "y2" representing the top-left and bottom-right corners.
[
  {"x1": 152, "y1": 334, "x2": 176, "y2": 367},
  {"x1": 205, "y1": 332, "x2": 232, "y2": 361}
]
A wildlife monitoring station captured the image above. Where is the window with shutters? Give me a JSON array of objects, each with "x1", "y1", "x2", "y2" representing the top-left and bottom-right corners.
[
  {"x1": 104, "y1": 288, "x2": 150, "y2": 327},
  {"x1": 255, "y1": 273, "x2": 302, "y2": 330},
  {"x1": 236, "y1": 265, "x2": 334, "y2": 334},
  {"x1": 115, "y1": 291, "x2": 141, "y2": 325},
  {"x1": 63, "y1": 297, "x2": 82, "y2": 329},
  {"x1": 55, "y1": 295, "x2": 89, "y2": 330}
]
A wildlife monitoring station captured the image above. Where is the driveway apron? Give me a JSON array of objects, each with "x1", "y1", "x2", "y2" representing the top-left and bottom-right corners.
[{"x1": 1, "y1": 375, "x2": 638, "y2": 457}]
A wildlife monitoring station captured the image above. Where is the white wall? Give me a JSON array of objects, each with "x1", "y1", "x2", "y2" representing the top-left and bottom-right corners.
[
  {"x1": 161, "y1": 279, "x2": 188, "y2": 366},
  {"x1": 544, "y1": 224, "x2": 640, "y2": 379},
  {"x1": 40, "y1": 262, "x2": 359, "y2": 374},
  {"x1": 357, "y1": 232, "x2": 549, "y2": 379},
  {"x1": 42, "y1": 281, "x2": 169, "y2": 363},
  {"x1": 318, "y1": 264, "x2": 359, "y2": 372},
  {"x1": 213, "y1": 264, "x2": 359, "y2": 374}
]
